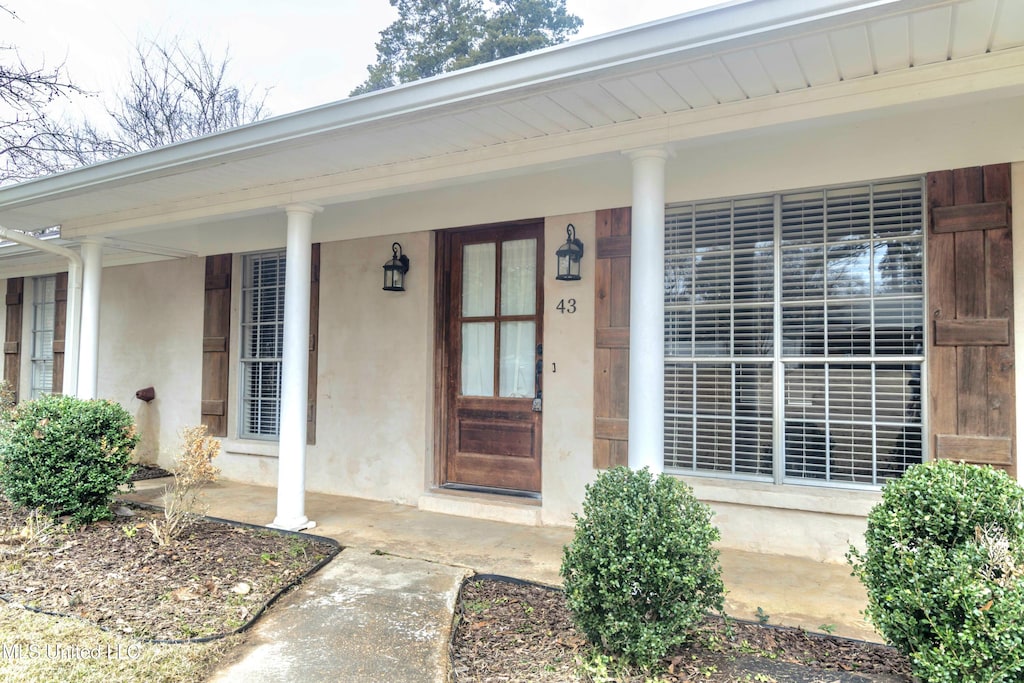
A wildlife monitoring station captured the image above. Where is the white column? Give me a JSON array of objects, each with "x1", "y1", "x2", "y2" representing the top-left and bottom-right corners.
[
  {"x1": 271, "y1": 204, "x2": 320, "y2": 531},
  {"x1": 78, "y1": 239, "x2": 103, "y2": 400},
  {"x1": 62, "y1": 260, "x2": 83, "y2": 398},
  {"x1": 628, "y1": 149, "x2": 668, "y2": 473}
]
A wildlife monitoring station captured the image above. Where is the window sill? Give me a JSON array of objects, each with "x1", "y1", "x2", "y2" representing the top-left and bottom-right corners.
[
  {"x1": 222, "y1": 438, "x2": 279, "y2": 459},
  {"x1": 676, "y1": 474, "x2": 881, "y2": 517}
]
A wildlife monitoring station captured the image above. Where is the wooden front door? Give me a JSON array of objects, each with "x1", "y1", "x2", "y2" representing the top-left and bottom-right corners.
[{"x1": 438, "y1": 222, "x2": 544, "y2": 494}]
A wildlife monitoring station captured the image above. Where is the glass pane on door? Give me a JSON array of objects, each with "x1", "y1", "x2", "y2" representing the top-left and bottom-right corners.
[
  {"x1": 500, "y1": 239, "x2": 536, "y2": 315},
  {"x1": 462, "y1": 243, "x2": 495, "y2": 317},
  {"x1": 499, "y1": 321, "x2": 535, "y2": 398},
  {"x1": 461, "y1": 322, "x2": 494, "y2": 396}
]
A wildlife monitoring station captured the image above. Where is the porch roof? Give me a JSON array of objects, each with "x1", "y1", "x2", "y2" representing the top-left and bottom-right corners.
[{"x1": 0, "y1": 0, "x2": 1021, "y2": 239}]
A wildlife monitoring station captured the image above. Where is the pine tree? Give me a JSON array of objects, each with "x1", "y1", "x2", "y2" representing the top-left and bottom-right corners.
[{"x1": 351, "y1": 0, "x2": 581, "y2": 95}]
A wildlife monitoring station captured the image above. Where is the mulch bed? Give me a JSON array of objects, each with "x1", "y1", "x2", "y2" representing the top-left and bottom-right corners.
[
  {"x1": 0, "y1": 497, "x2": 336, "y2": 641},
  {"x1": 130, "y1": 464, "x2": 173, "y2": 481},
  {"x1": 451, "y1": 577, "x2": 914, "y2": 682}
]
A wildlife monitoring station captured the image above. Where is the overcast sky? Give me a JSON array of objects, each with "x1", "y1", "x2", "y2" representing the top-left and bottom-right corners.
[{"x1": 5, "y1": 0, "x2": 726, "y2": 120}]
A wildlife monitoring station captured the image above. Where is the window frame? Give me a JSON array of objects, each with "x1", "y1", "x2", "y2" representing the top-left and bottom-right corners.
[
  {"x1": 29, "y1": 274, "x2": 56, "y2": 399},
  {"x1": 663, "y1": 177, "x2": 928, "y2": 489},
  {"x1": 238, "y1": 250, "x2": 287, "y2": 440}
]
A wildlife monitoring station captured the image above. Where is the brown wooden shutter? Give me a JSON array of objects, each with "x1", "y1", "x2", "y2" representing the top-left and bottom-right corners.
[
  {"x1": 927, "y1": 164, "x2": 1015, "y2": 476},
  {"x1": 201, "y1": 254, "x2": 232, "y2": 436},
  {"x1": 51, "y1": 272, "x2": 68, "y2": 395},
  {"x1": 4, "y1": 278, "x2": 23, "y2": 404},
  {"x1": 593, "y1": 207, "x2": 631, "y2": 468},
  {"x1": 307, "y1": 243, "x2": 320, "y2": 445}
]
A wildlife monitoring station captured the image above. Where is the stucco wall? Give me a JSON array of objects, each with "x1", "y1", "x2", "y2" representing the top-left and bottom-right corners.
[
  {"x1": 215, "y1": 232, "x2": 433, "y2": 507},
  {"x1": 96, "y1": 257, "x2": 204, "y2": 466},
  {"x1": 307, "y1": 233, "x2": 432, "y2": 503},
  {"x1": 684, "y1": 477, "x2": 879, "y2": 563},
  {"x1": 195, "y1": 215, "x2": 602, "y2": 520},
  {"x1": 662, "y1": 97, "x2": 1024, "y2": 206},
  {"x1": 541, "y1": 213, "x2": 598, "y2": 526}
]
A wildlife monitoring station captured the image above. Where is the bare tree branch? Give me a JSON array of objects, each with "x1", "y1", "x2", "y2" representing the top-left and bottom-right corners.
[
  {"x1": 107, "y1": 39, "x2": 270, "y2": 152},
  {"x1": 0, "y1": 34, "x2": 93, "y2": 182},
  {"x1": 0, "y1": 15, "x2": 271, "y2": 183}
]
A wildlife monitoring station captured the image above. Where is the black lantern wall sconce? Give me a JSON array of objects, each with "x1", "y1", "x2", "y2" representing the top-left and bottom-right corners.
[
  {"x1": 383, "y1": 242, "x2": 410, "y2": 291},
  {"x1": 555, "y1": 224, "x2": 584, "y2": 281}
]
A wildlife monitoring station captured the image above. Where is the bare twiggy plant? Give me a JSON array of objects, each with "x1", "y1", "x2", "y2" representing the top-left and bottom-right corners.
[
  {"x1": 0, "y1": 508, "x2": 58, "y2": 565},
  {"x1": 148, "y1": 425, "x2": 220, "y2": 547},
  {"x1": 976, "y1": 523, "x2": 1023, "y2": 587}
]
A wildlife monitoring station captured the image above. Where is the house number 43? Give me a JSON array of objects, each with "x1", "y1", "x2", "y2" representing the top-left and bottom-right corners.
[{"x1": 555, "y1": 298, "x2": 576, "y2": 314}]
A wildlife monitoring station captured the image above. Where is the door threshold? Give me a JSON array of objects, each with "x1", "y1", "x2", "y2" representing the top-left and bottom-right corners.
[
  {"x1": 441, "y1": 483, "x2": 541, "y2": 501},
  {"x1": 420, "y1": 486, "x2": 542, "y2": 525}
]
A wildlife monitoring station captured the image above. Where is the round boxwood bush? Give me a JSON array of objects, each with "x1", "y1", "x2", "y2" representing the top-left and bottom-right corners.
[
  {"x1": 0, "y1": 395, "x2": 139, "y2": 524},
  {"x1": 849, "y1": 460, "x2": 1024, "y2": 682},
  {"x1": 561, "y1": 466, "x2": 724, "y2": 669}
]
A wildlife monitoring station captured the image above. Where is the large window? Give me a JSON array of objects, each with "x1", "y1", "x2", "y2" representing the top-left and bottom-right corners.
[
  {"x1": 664, "y1": 179, "x2": 924, "y2": 486},
  {"x1": 240, "y1": 252, "x2": 286, "y2": 438},
  {"x1": 30, "y1": 275, "x2": 56, "y2": 399}
]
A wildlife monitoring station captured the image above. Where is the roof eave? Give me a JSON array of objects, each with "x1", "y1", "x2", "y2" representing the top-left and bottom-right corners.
[{"x1": 0, "y1": 0, "x2": 944, "y2": 211}]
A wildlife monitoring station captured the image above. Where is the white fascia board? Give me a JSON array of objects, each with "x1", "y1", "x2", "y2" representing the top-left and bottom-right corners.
[{"x1": 0, "y1": 0, "x2": 952, "y2": 214}]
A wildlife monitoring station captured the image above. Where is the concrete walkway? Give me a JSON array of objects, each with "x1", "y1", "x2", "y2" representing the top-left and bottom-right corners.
[
  {"x1": 123, "y1": 479, "x2": 883, "y2": 680},
  {"x1": 207, "y1": 548, "x2": 468, "y2": 683}
]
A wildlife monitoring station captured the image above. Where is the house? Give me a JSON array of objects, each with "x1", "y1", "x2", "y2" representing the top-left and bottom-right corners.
[{"x1": 0, "y1": 0, "x2": 1020, "y2": 563}]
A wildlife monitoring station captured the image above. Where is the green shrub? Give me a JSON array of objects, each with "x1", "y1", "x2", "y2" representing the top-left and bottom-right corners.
[
  {"x1": 0, "y1": 395, "x2": 139, "y2": 524},
  {"x1": 560, "y1": 466, "x2": 724, "y2": 669},
  {"x1": 848, "y1": 460, "x2": 1024, "y2": 682}
]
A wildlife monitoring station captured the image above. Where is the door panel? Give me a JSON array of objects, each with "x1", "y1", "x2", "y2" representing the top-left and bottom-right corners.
[{"x1": 440, "y1": 222, "x2": 544, "y2": 493}]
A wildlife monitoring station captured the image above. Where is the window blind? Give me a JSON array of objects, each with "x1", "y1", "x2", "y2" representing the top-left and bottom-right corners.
[{"x1": 665, "y1": 178, "x2": 924, "y2": 486}]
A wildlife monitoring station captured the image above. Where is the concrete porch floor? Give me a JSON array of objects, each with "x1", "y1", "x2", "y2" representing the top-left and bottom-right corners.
[{"x1": 123, "y1": 478, "x2": 880, "y2": 643}]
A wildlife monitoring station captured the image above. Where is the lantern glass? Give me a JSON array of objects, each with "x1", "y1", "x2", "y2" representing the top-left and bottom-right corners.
[
  {"x1": 383, "y1": 263, "x2": 404, "y2": 291},
  {"x1": 383, "y1": 242, "x2": 410, "y2": 291},
  {"x1": 563, "y1": 254, "x2": 581, "y2": 280},
  {"x1": 555, "y1": 224, "x2": 584, "y2": 281},
  {"x1": 557, "y1": 253, "x2": 571, "y2": 278}
]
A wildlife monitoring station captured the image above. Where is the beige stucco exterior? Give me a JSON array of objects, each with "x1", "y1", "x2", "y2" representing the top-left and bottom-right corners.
[
  {"x1": 97, "y1": 257, "x2": 204, "y2": 465},
  {"x1": 540, "y1": 213, "x2": 598, "y2": 526}
]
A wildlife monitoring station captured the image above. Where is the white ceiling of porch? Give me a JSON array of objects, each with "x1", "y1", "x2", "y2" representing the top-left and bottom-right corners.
[{"x1": 0, "y1": 0, "x2": 1021, "y2": 235}]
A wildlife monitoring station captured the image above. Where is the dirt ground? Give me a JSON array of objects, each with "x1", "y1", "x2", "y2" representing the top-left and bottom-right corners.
[
  {"x1": 451, "y1": 577, "x2": 913, "y2": 682},
  {"x1": 0, "y1": 497, "x2": 336, "y2": 641}
]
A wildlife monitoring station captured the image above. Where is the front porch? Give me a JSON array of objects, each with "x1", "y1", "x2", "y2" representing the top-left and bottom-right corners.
[{"x1": 123, "y1": 477, "x2": 878, "y2": 642}]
